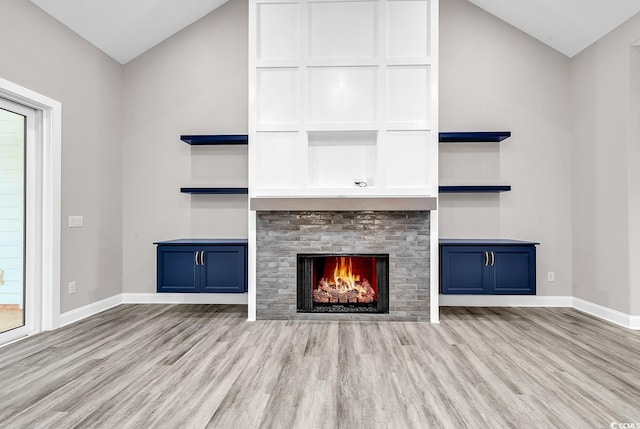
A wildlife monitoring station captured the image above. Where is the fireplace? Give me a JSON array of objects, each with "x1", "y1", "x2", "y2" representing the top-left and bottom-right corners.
[
  {"x1": 297, "y1": 254, "x2": 389, "y2": 313},
  {"x1": 255, "y1": 211, "x2": 430, "y2": 321}
]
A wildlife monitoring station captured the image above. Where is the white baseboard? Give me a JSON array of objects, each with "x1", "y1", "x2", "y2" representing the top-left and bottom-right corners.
[
  {"x1": 60, "y1": 294, "x2": 123, "y2": 327},
  {"x1": 122, "y1": 293, "x2": 248, "y2": 305},
  {"x1": 439, "y1": 294, "x2": 640, "y2": 330},
  {"x1": 60, "y1": 293, "x2": 248, "y2": 327},
  {"x1": 58, "y1": 293, "x2": 640, "y2": 331},
  {"x1": 439, "y1": 294, "x2": 573, "y2": 307},
  {"x1": 573, "y1": 298, "x2": 640, "y2": 330}
]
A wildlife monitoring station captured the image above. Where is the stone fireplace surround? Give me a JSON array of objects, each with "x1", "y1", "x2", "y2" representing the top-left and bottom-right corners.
[{"x1": 255, "y1": 211, "x2": 430, "y2": 321}]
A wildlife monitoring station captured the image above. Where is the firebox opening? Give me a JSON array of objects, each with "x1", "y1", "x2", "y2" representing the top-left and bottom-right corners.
[{"x1": 297, "y1": 254, "x2": 389, "y2": 313}]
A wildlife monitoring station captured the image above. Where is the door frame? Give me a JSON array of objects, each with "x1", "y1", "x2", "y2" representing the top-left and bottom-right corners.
[
  {"x1": 0, "y1": 77, "x2": 61, "y2": 335},
  {"x1": 0, "y1": 98, "x2": 38, "y2": 342}
]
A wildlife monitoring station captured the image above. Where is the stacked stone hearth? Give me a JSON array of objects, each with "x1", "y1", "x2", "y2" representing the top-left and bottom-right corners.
[{"x1": 256, "y1": 211, "x2": 430, "y2": 321}]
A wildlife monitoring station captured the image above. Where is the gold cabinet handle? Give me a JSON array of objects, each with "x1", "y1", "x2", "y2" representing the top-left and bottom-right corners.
[
  {"x1": 491, "y1": 251, "x2": 495, "y2": 267},
  {"x1": 484, "y1": 251, "x2": 489, "y2": 266},
  {"x1": 195, "y1": 251, "x2": 200, "y2": 266}
]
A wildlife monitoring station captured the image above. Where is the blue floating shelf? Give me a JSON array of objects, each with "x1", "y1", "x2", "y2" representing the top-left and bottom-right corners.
[
  {"x1": 439, "y1": 132, "x2": 511, "y2": 143},
  {"x1": 439, "y1": 185, "x2": 511, "y2": 193},
  {"x1": 180, "y1": 187, "x2": 248, "y2": 194},
  {"x1": 180, "y1": 135, "x2": 248, "y2": 145}
]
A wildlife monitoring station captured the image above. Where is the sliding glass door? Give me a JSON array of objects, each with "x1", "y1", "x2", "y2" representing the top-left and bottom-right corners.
[{"x1": 0, "y1": 98, "x2": 36, "y2": 344}]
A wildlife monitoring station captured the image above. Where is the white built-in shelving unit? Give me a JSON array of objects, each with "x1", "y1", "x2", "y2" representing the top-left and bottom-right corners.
[
  {"x1": 249, "y1": 0, "x2": 438, "y2": 196},
  {"x1": 248, "y1": 0, "x2": 439, "y2": 321}
]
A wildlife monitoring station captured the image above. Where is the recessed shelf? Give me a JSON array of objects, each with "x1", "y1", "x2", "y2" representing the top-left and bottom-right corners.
[
  {"x1": 307, "y1": 131, "x2": 377, "y2": 189},
  {"x1": 180, "y1": 135, "x2": 248, "y2": 145},
  {"x1": 180, "y1": 188, "x2": 249, "y2": 194},
  {"x1": 439, "y1": 185, "x2": 511, "y2": 193},
  {"x1": 439, "y1": 132, "x2": 511, "y2": 143}
]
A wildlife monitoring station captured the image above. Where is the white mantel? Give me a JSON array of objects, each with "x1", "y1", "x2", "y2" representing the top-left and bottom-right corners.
[{"x1": 250, "y1": 196, "x2": 437, "y2": 211}]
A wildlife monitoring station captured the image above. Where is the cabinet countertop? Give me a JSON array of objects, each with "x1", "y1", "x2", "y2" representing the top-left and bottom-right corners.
[
  {"x1": 440, "y1": 239, "x2": 539, "y2": 246},
  {"x1": 155, "y1": 238, "x2": 248, "y2": 245}
]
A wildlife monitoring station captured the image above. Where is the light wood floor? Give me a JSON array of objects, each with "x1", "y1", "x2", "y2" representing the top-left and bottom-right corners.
[{"x1": 0, "y1": 304, "x2": 639, "y2": 428}]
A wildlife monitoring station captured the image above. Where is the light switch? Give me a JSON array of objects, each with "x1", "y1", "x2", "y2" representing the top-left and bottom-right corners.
[{"x1": 68, "y1": 216, "x2": 84, "y2": 228}]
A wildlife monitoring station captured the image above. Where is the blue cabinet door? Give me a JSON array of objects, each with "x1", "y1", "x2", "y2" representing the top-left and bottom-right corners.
[
  {"x1": 440, "y1": 243, "x2": 537, "y2": 295},
  {"x1": 491, "y1": 247, "x2": 536, "y2": 294},
  {"x1": 441, "y1": 246, "x2": 491, "y2": 294},
  {"x1": 200, "y1": 246, "x2": 247, "y2": 293},
  {"x1": 157, "y1": 245, "x2": 200, "y2": 293}
]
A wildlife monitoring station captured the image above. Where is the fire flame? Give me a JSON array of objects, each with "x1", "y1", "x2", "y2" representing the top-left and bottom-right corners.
[
  {"x1": 332, "y1": 257, "x2": 360, "y2": 290},
  {"x1": 315, "y1": 256, "x2": 376, "y2": 304}
]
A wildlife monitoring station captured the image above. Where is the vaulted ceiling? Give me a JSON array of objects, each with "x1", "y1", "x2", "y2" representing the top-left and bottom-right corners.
[
  {"x1": 29, "y1": 0, "x2": 640, "y2": 64},
  {"x1": 467, "y1": 0, "x2": 640, "y2": 57},
  {"x1": 29, "y1": 0, "x2": 230, "y2": 64}
]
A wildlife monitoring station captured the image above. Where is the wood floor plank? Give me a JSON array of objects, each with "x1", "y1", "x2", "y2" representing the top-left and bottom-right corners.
[{"x1": 1, "y1": 304, "x2": 640, "y2": 428}]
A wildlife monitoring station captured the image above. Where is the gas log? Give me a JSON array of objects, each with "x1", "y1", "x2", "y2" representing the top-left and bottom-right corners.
[{"x1": 312, "y1": 277, "x2": 376, "y2": 304}]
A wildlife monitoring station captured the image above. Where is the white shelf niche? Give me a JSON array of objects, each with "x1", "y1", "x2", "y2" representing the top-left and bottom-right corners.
[
  {"x1": 308, "y1": 67, "x2": 378, "y2": 124},
  {"x1": 255, "y1": 131, "x2": 303, "y2": 189},
  {"x1": 385, "y1": 130, "x2": 431, "y2": 188},
  {"x1": 308, "y1": 1, "x2": 378, "y2": 60},
  {"x1": 257, "y1": 68, "x2": 299, "y2": 125},
  {"x1": 257, "y1": 2, "x2": 299, "y2": 60},
  {"x1": 387, "y1": 0, "x2": 431, "y2": 58},
  {"x1": 308, "y1": 131, "x2": 377, "y2": 189}
]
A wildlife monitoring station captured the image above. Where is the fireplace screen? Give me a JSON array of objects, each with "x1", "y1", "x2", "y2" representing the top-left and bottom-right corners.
[{"x1": 297, "y1": 254, "x2": 389, "y2": 313}]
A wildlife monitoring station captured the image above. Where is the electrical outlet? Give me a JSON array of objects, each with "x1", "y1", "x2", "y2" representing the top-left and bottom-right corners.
[
  {"x1": 68, "y1": 281, "x2": 77, "y2": 294},
  {"x1": 547, "y1": 272, "x2": 555, "y2": 282}
]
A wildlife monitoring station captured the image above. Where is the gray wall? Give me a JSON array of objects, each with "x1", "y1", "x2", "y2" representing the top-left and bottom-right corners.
[
  {"x1": 571, "y1": 13, "x2": 640, "y2": 314},
  {"x1": 5, "y1": 0, "x2": 638, "y2": 316},
  {"x1": 122, "y1": 0, "x2": 248, "y2": 294},
  {"x1": 0, "y1": 0, "x2": 123, "y2": 312},
  {"x1": 440, "y1": 0, "x2": 573, "y2": 297}
]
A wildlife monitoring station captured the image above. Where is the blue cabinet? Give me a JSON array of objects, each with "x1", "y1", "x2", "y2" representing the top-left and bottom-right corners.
[
  {"x1": 440, "y1": 239, "x2": 538, "y2": 295},
  {"x1": 156, "y1": 239, "x2": 247, "y2": 293}
]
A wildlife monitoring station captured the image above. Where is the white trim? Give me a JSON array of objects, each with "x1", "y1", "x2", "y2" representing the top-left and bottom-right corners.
[
  {"x1": 60, "y1": 294, "x2": 123, "y2": 327},
  {"x1": 0, "y1": 99, "x2": 39, "y2": 346},
  {"x1": 0, "y1": 77, "x2": 62, "y2": 332},
  {"x1": 573, "y1": 298, "x2": 640, "y2": 330},
  {"x1": 439, "y1": 294, "x2": 573, "y2": 307},
  {"x1": 60, "y1": 293, "x2": 249, "y2": 327},
  {"x1": 429, "y1": 0, "x2": 440, "y2": 324},
  {"x1": 29, "y1": 292, "x2": 640, "y2": 332},
  {"x1": 122, "y1": 293, "x2": 249, "y2": 305},
  {"x1": 430, "y1": 212, "x2": 439, "y2": 323},
  {"x1": 247, "y1": 211, "x2": 257, "y2": 321},
  {"x1": 438, "y1": 295, "x2": 640, "y2": 330},
  {"x1": 250, "y1": 196, "x2": 437, "y2": 211}
]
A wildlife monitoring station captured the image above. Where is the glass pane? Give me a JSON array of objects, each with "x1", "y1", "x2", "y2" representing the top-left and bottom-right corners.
[{"x1": 0, "y1": 107, "x2": 25, "y2": 334}]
